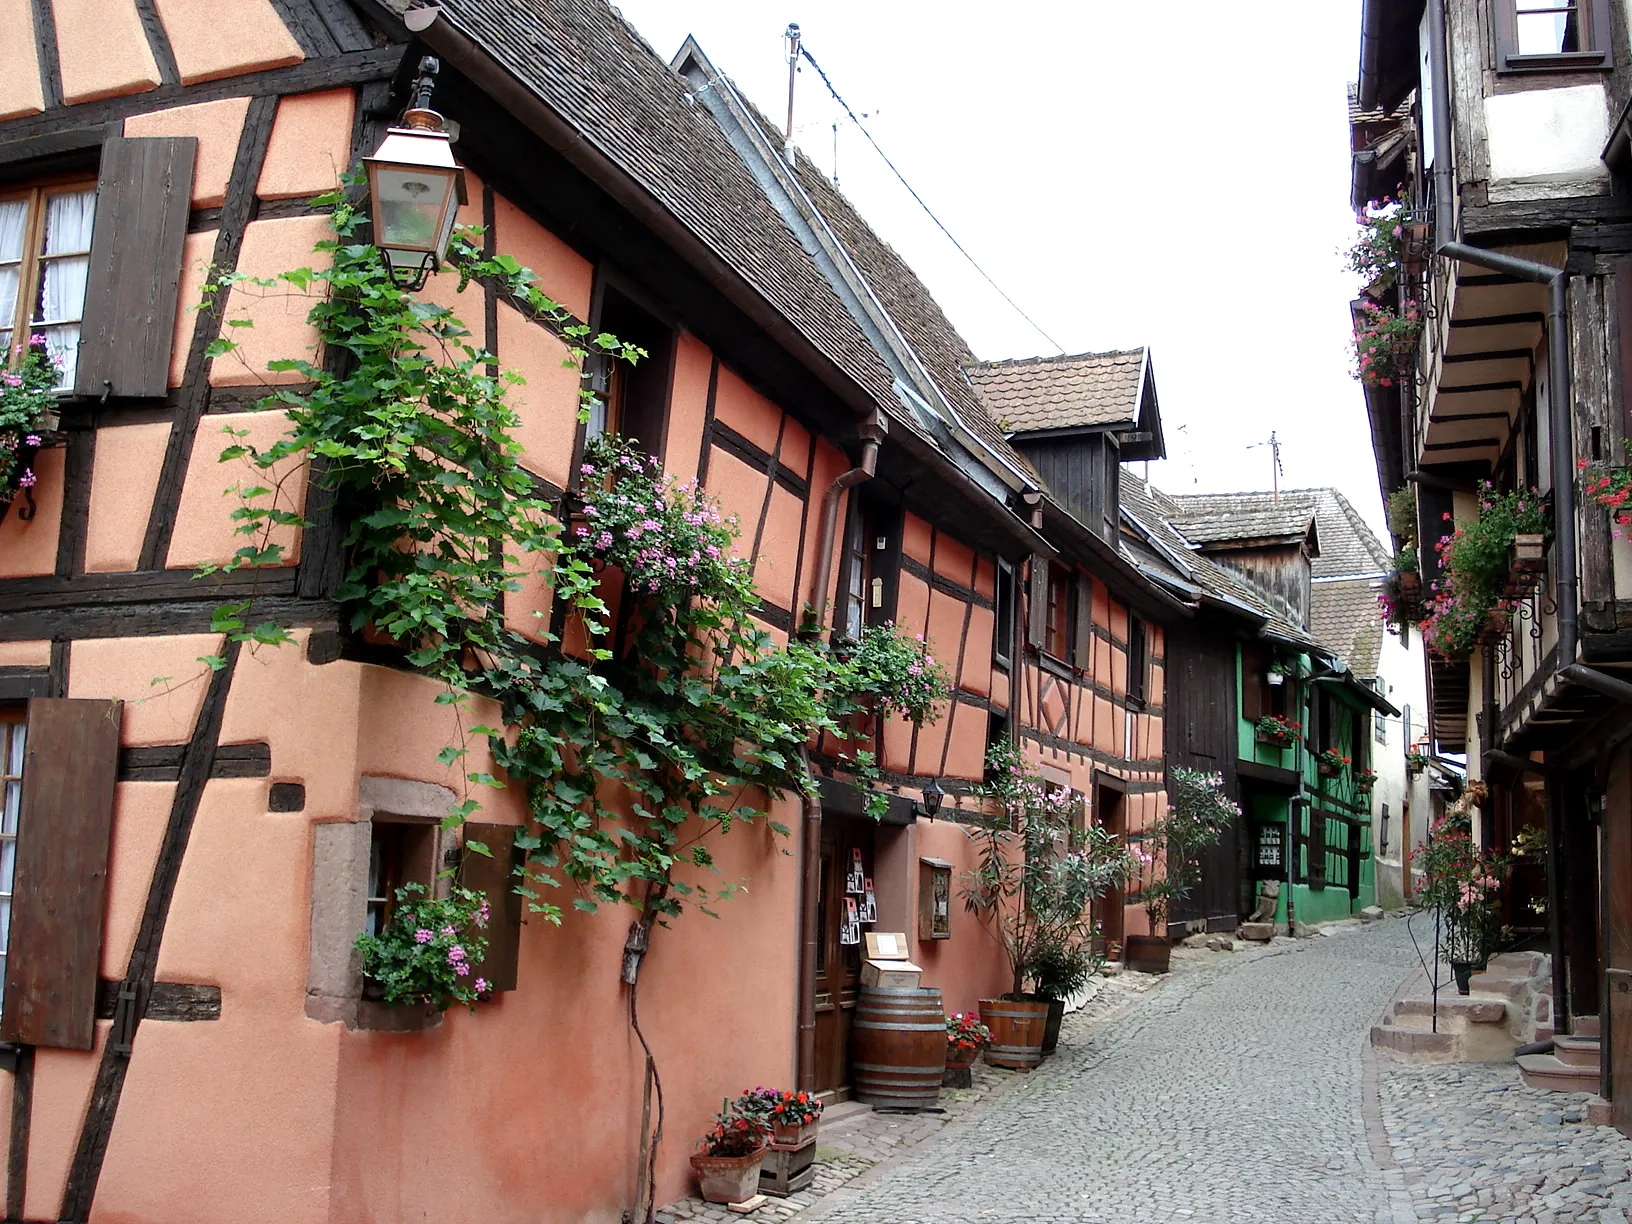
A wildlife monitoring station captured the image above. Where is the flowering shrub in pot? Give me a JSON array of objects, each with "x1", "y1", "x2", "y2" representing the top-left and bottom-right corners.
[
  {"x1": 763, "y1": 1089, "x2": 823, "y2": 1147},
  {"x1": 0, "y1": 342, "x2": 61, "y2": 510},
  {"x1": 1125, "y1": 769, "x2": 1238, "y2": 971},
  {"x1": 1421, "y1": 485, "x2": 1548, "y2": 659},
  {"x1": 945, "y1": 1012, "x2": 991, "y2": 1069},
  {"x1": 1315, "y1": 749, "x2": 1349, "y2": 779},
  {"x1": 1354, "y1": 768, "x2": 1377, "y2": 794},
  {"x1": 353, "y1": 883, "x2": 492, "y2": 1011},
  {"x1": 1418, "y1": 791, "x2": 1504, "y2": 993},
  {"x1": 1353, "y1": 299, "x2": 1422, "y2": 389},
  {"x1": 690, "y1": 1098, "x2": 770, "y2": 1204},
  {"x1": 1347, "y1": 194, "x2": 1413, "y2": 292},
  {"x1": 1255, "y1": 715, "x2": 1299, "y2": 748}
]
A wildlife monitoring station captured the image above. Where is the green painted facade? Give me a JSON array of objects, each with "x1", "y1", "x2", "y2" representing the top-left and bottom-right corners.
[{"x1": 1235, "y1": 646, "x2": 1375, "y2": 927}]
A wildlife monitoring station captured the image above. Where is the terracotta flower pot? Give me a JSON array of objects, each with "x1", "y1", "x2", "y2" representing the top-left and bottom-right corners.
[
  {"x1": 1124, "y1": 934, "x2": 1171, "y2": 975},
  {"x1": 771, "y1": 1119, "x2": 817, "y2": 1149},
  {"x1": 945, "y1": 1045, "x2": 980, "y2": 1071},
  {"x1": 691, "y1": 1148, "x2": 767, "y2": 1204}
]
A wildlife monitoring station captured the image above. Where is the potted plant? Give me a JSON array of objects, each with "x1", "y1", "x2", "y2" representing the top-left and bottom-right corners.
[
  {"x1": 1354, "y1": 768, "x2": 1377, "y2": 794},
  {"x1": 1422, "y1": 484, "x2": 1549, "y2": 658},
  {"x1": 352, "y1": 882, "x2": 492, "y2": 1016},
  {"x1": 1386, "y1": 486, "x2": 1418, "y2": 548},
  {"x1": 1255, "y1": 715, "x2": 1300, "y2": 749},
  {"x1": 765, "y1": 1090, "x2": 823, "y2": 1149},
  {"x1": 962, "y1": 739, "x2": 1130, "y2": 1069},
  {"x1": 1406, "y1": 747, "x2": 1430, "y2": 778},
  {"x1": 1023, "y1": 932, "x2": 1098, "y2": 1055},
  {"x1": 1347, "y1": 194, "x2": 1410, "y2": 293},
  {"x1": 944, "y1": 1011, "x2": 991, "y2": 1071},
  {"x1": 1315, "y1": 749, "x2": 1349, "y2": 779},
  {"x1": 1266, "y1": 658, "x2": 1293, "y2": 688},
  {"x1": 1417, "y1": 792, "x2": 1504, "y2": 994},
  {"x1": 1353, "y1": 298, "x2": 1422, "y2": 389},
  {"x1": 690, "y1": 1098, "x2": 770, "y2": 1204},
  {"x1": 1124, "y1": 769, "x2": 1239, "y2": 974},
  {"x1": 1, "y1": 341, "x2": 63, "y2": 513}
]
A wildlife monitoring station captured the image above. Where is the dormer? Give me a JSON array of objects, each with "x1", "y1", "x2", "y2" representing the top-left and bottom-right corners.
[
  {"x1": 1165, "y1": 493, "x2": 1322, "y2": 631},
  {"x1": 964, "y1": 348, "x2": 1165, "y2": 544}
]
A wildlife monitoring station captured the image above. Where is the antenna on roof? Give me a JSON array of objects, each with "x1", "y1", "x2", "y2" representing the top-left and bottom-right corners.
[
  {"x1": 1245, "y1": 431, "x2": 1285, "y2": 502},
  {"x1": 783, "y1": 22, "x2": 802, "y2": 167}
]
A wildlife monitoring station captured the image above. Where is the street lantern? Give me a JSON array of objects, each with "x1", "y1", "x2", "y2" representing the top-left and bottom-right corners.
[
  {"x1": 920, "y1": 777, "x2": 945, "y2": 820},
  {"x1": 364, "y1": 56, "x2": 466, "y2": 291}
]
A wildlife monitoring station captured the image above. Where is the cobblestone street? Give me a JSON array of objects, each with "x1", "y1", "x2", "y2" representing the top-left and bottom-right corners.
[{"x1": 679, "y1": 920, "x2": 1632, "y2": 1224}]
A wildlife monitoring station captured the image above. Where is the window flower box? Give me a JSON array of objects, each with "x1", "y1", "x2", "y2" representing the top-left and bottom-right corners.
[
  {"x1": 1255, "y1": 716, "x2": 1300, "y2": 750},
  {"x1": 1503, "y1": 533, "x2": 1546, "y2": 599},
  {"x1": 1315, "y1": 750, "x2": 1350, "y2": 779}
]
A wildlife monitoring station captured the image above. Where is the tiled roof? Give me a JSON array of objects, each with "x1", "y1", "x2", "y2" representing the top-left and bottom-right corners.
[
  {"x1": 1346, "y1": 83, "x2": 1413, "y2": 126},
  {"x1": 1165, "y1": 491, "x2": 1321, "y2": 548},
  {"x1": 963, "y1": 350, "x2": 1146, "y2": 434},
  {"x1": 1308, "y1": 487, "x2": 1392, "y2": 578},
  {"x1": 1310, "y1": 578, "x2": 1386, "y2": 675},
  {"x1": 436, "y1": 0, "x2": 900, "y2": 412},
  {"x1": 1121, "y1": 476, "x2": 1318, "y2": 651}
]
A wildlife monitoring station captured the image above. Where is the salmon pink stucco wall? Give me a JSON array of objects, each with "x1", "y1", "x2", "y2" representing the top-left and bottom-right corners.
[
  {"x1": 124, "y1": 96, "x2": 251, "y2": 208},
  {"x1": 0, "y1": 448, "x2": 63, "y2": 578},
  {"x1": 151, "y1": 0, "x2": 303, "y2": 85},
  {"x1": 257, "y1": 89, "x2": 354, "y2": 201},
  {"x1": 85, "y1": 422, "x2": 171, "y2": 572},
  {"x1": 0, "y1": 0, "x2": 44, "y2": 120},
  {"x1": 52, "y1": 0, "x2": 159, "y2": 105}
]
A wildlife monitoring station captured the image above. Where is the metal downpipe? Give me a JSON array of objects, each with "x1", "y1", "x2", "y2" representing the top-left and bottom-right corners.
[{"x1": 796, "y1": 423, "x2": 882, "y2": 1094}]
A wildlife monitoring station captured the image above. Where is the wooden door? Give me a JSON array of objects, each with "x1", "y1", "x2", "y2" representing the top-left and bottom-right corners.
[
  {"x1": 1093, "y1": 784, "x2": 1126, "y2": 952},
  {"x1": 813, "y1": 818, "x2": 874, "y2": 1099}
]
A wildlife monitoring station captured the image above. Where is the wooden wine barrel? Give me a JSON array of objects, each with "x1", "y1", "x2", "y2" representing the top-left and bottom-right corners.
[
  {"x1": 981, "y1": 997, "x2": 1049, "y2": 1069},
  {"x1": 852, "y1": 986, "x2": 944, "y2": 1110}
]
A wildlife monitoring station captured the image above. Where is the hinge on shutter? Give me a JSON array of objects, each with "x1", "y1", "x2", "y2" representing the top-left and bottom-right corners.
[{"x1": 109, "y1": 980, "x2": 146, "y2": 1056}]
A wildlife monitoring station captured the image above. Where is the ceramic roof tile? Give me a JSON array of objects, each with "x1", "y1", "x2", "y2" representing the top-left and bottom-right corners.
[
  {"x1": 1310, "y1": 579, "x2": 1386, "y2": 675},
  {"x1": 963, "y1": 350, "x2": 1146, "y2": 434},
  {"x1": 434, "y1": 0, "x2": 900, "y2": 412},
  {"x1": 1166, "y1": 488, "x2": 1390, "y2": 576}
]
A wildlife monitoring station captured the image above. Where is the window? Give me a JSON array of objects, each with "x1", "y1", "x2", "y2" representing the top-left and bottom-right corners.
[
  {"x1": 586, "y1": 283, "x2": 675, "y2": 457},
  {"x1": 838, "y1": 501, "x2": 898, "y2": 640},
  {"x1": 994, "y1": 558, "x2": 1015, "y2": 665},
  {"x1": 842, "y1": 510, "x2": 867, "y2": 641},
  {"x1": 0, "y1": 711, "x2": 21, "y2": 1010},
  {"x1": 1127, "y1": 619, "x2": 1147, "y2": 706},
  {"x1": 364, "y1": 818, "x2": 445, "y2": 939},
  {"x1": 1044, "y1": 564, "x2": 1071, "y2": 660},
  {"x1": 1495, "y1": 0, "x2": 1613, "y2": 71},
  {"x1": 0, "y1": 183, "x2": 96, "y2": 388}
]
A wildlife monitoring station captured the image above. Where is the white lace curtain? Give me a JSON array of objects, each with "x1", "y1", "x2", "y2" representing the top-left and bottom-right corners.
[
  {"x1": 39, "y1": 188, "x2": 96, "y2": 388},
  {"x1": 0, "y1": 197, "x2": 27, "y2": 359}
]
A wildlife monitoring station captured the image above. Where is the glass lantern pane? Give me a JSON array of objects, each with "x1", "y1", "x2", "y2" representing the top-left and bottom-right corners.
[{"x1": 373, "y1": 166, "x2": 455, "y2": 252}]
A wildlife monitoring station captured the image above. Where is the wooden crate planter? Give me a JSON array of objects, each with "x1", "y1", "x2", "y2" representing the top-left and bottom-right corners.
[
  {"x1": 1503, "y1": 533, "x2": 1546, "y2": 599},
  {"x1": 759, "y1": 1136, "x2": 817, "y2": 1197},
  {"x1": 1256, "y1": 729, "x2": 1295, "y2": 750}
]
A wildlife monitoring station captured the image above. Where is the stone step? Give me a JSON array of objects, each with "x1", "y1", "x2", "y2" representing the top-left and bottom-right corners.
[
  {"x1": 1391, "y1": 996, "x2": 1506, "y2": 1024},
  {"x1": 1575, "y1": 1014, "x2": 1601, "y2": 1038},
  {"x1": 1465, "y1": 973, "x2": 1530, "y2": 1001},
  {"x1": 1517, "y1": 1052, "x2": 1599, "y2": 1093},
  {"x1": 1554, "y1": 1034, "x2": 1601, "y2": 1069},
  {"x1": 1487, "y1": 950, "x2": 1546, "y2": 977},
  {"x1": 1587, "y1": 1095, "x2": 1616, "y2": 1127},
  {"x1": 1371, "y1": 1023, "x2": 1455, "y2": 1058}
]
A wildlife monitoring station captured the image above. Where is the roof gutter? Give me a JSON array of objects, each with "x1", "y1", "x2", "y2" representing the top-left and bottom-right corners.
[
  {"x1": 1357, "y1": 0, "x2": 1385, "y2": 112},
  {"x1": 405, "y1": 7, "x2": 884, "y2": 427}
]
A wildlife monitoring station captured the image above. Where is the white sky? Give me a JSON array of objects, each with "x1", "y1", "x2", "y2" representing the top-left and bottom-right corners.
[{"x1": 607, "y1": 0, "x2": 1382, "y2": 536}]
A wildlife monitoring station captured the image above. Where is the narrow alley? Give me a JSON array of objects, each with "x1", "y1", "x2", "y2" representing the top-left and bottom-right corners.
[{"x1": 762, "y1": 923, "x2": 1631, "y2": 1224}]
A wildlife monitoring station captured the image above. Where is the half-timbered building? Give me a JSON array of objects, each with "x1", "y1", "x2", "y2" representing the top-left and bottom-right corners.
[
  {"x1": 0, "y1": 1, "x2": 1182, "y2": 1219},
  {"x1": 1353, "y1": 0, "x2": 1632, "y2": 1131}
]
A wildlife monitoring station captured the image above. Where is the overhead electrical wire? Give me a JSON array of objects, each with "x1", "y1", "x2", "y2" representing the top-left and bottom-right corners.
[{"x1": 796, "y1": 42, "x2": 1066, "y2": 355}]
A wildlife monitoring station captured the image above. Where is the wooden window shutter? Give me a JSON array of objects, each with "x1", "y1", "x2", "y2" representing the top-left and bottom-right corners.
[
  {"x1": 74, "y1": 136, "x2": 198, "y2": 399},
  {"x1": 1026, "y1": 557, "x2": 1048, "y2": 649},
  {"x1": 2, "y1": 699, "x2": 122, "y2": 1049},
  {"x1": 1072, "y1": 574, "x2": 1093, "y2": 670},
  {"x1": 458, "y1": 824, "x2": 522, "y2": 992},
  {"x1": 1240, "y1": 644, "x2": 1263, "y2": 723}
]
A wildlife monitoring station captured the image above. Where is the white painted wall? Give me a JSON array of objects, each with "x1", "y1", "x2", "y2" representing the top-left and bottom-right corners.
[
  {"x1": 1370, "y1": 623, "x2": 1433, "y2": 909},
  {"x1": 1484, "y1": 84, "x2": 1610, "y2": 197}
]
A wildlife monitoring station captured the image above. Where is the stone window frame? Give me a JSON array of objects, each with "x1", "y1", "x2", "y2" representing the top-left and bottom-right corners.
[{"x1": 306, "y1": 776, "x2": 459, "y2": 1032}]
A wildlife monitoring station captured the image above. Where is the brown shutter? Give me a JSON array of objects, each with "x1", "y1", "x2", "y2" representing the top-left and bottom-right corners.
[
  {"x1": 1241, "y1": 644, "x2": 1263, "y2": 723},
  {"x1": 1072, "y1": 574, "x2": 1093, "y2": 670},
  {"x1": 1026, "y1": 557, "x2": 1048, "y2": 650},
  {"x1": 2, "y1": 699, "x2": 122, "y2": 1049},
  {"x1": 458, "y1": 823, "x2": 522, "y2": 992},
  {"x1": 75, "y1": 136, "x2": 198, "y2": 399}
]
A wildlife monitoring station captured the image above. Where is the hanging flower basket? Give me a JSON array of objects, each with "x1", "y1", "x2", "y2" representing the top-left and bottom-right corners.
[
  {"x1": 1476, "y1": 610, "x2": 1509, "y2": 647},
  {"x1": 1354, "y1": 771, "x2": 1377, "y2": 794}
]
